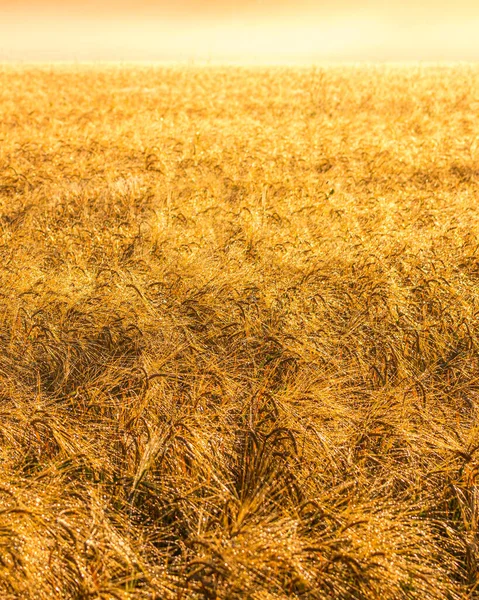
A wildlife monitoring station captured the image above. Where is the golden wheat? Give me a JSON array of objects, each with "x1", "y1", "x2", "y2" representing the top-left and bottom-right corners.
[{"x1": 1, "y1": 63, "x2": 479, "y2": 598}]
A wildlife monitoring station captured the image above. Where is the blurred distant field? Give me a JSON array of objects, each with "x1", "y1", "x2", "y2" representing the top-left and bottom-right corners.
[{"x1": 2, "y1": 64, "x2": 479, "y2": 599}]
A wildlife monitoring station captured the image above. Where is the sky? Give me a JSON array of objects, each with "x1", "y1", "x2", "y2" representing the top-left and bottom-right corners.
[{"x1": 1, "y1": 1, "x2": 479, "y2": 62}]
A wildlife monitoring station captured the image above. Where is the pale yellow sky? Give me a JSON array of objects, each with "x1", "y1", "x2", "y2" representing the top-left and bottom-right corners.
[{"x1": 1, "y1": 1, "x2": 479, "y2": 61}]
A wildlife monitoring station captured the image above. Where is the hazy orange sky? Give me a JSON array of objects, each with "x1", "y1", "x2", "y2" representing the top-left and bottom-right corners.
[{"x1": 1, "y1": 0, "x2": 479, "y2": 62}]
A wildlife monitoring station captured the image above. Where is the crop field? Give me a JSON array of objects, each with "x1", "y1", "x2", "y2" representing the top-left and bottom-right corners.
[{"x1": 2, "y1": 64, "x2": 479, "y2": 599}]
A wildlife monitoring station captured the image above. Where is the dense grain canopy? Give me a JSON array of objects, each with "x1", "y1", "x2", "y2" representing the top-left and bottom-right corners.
[{"x1": 2, "y1": 63, "x2": 479, "y2": 598}]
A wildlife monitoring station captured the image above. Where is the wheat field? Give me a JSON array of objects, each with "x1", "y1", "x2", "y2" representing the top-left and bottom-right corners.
[{"x1": 1, "y1": 64, "x2": 479, "y2": 598}]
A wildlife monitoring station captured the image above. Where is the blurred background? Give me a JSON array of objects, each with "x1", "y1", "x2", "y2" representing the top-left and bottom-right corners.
[{"x1": 1, "y1": 0, "x2": 479, "y2": 62}]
